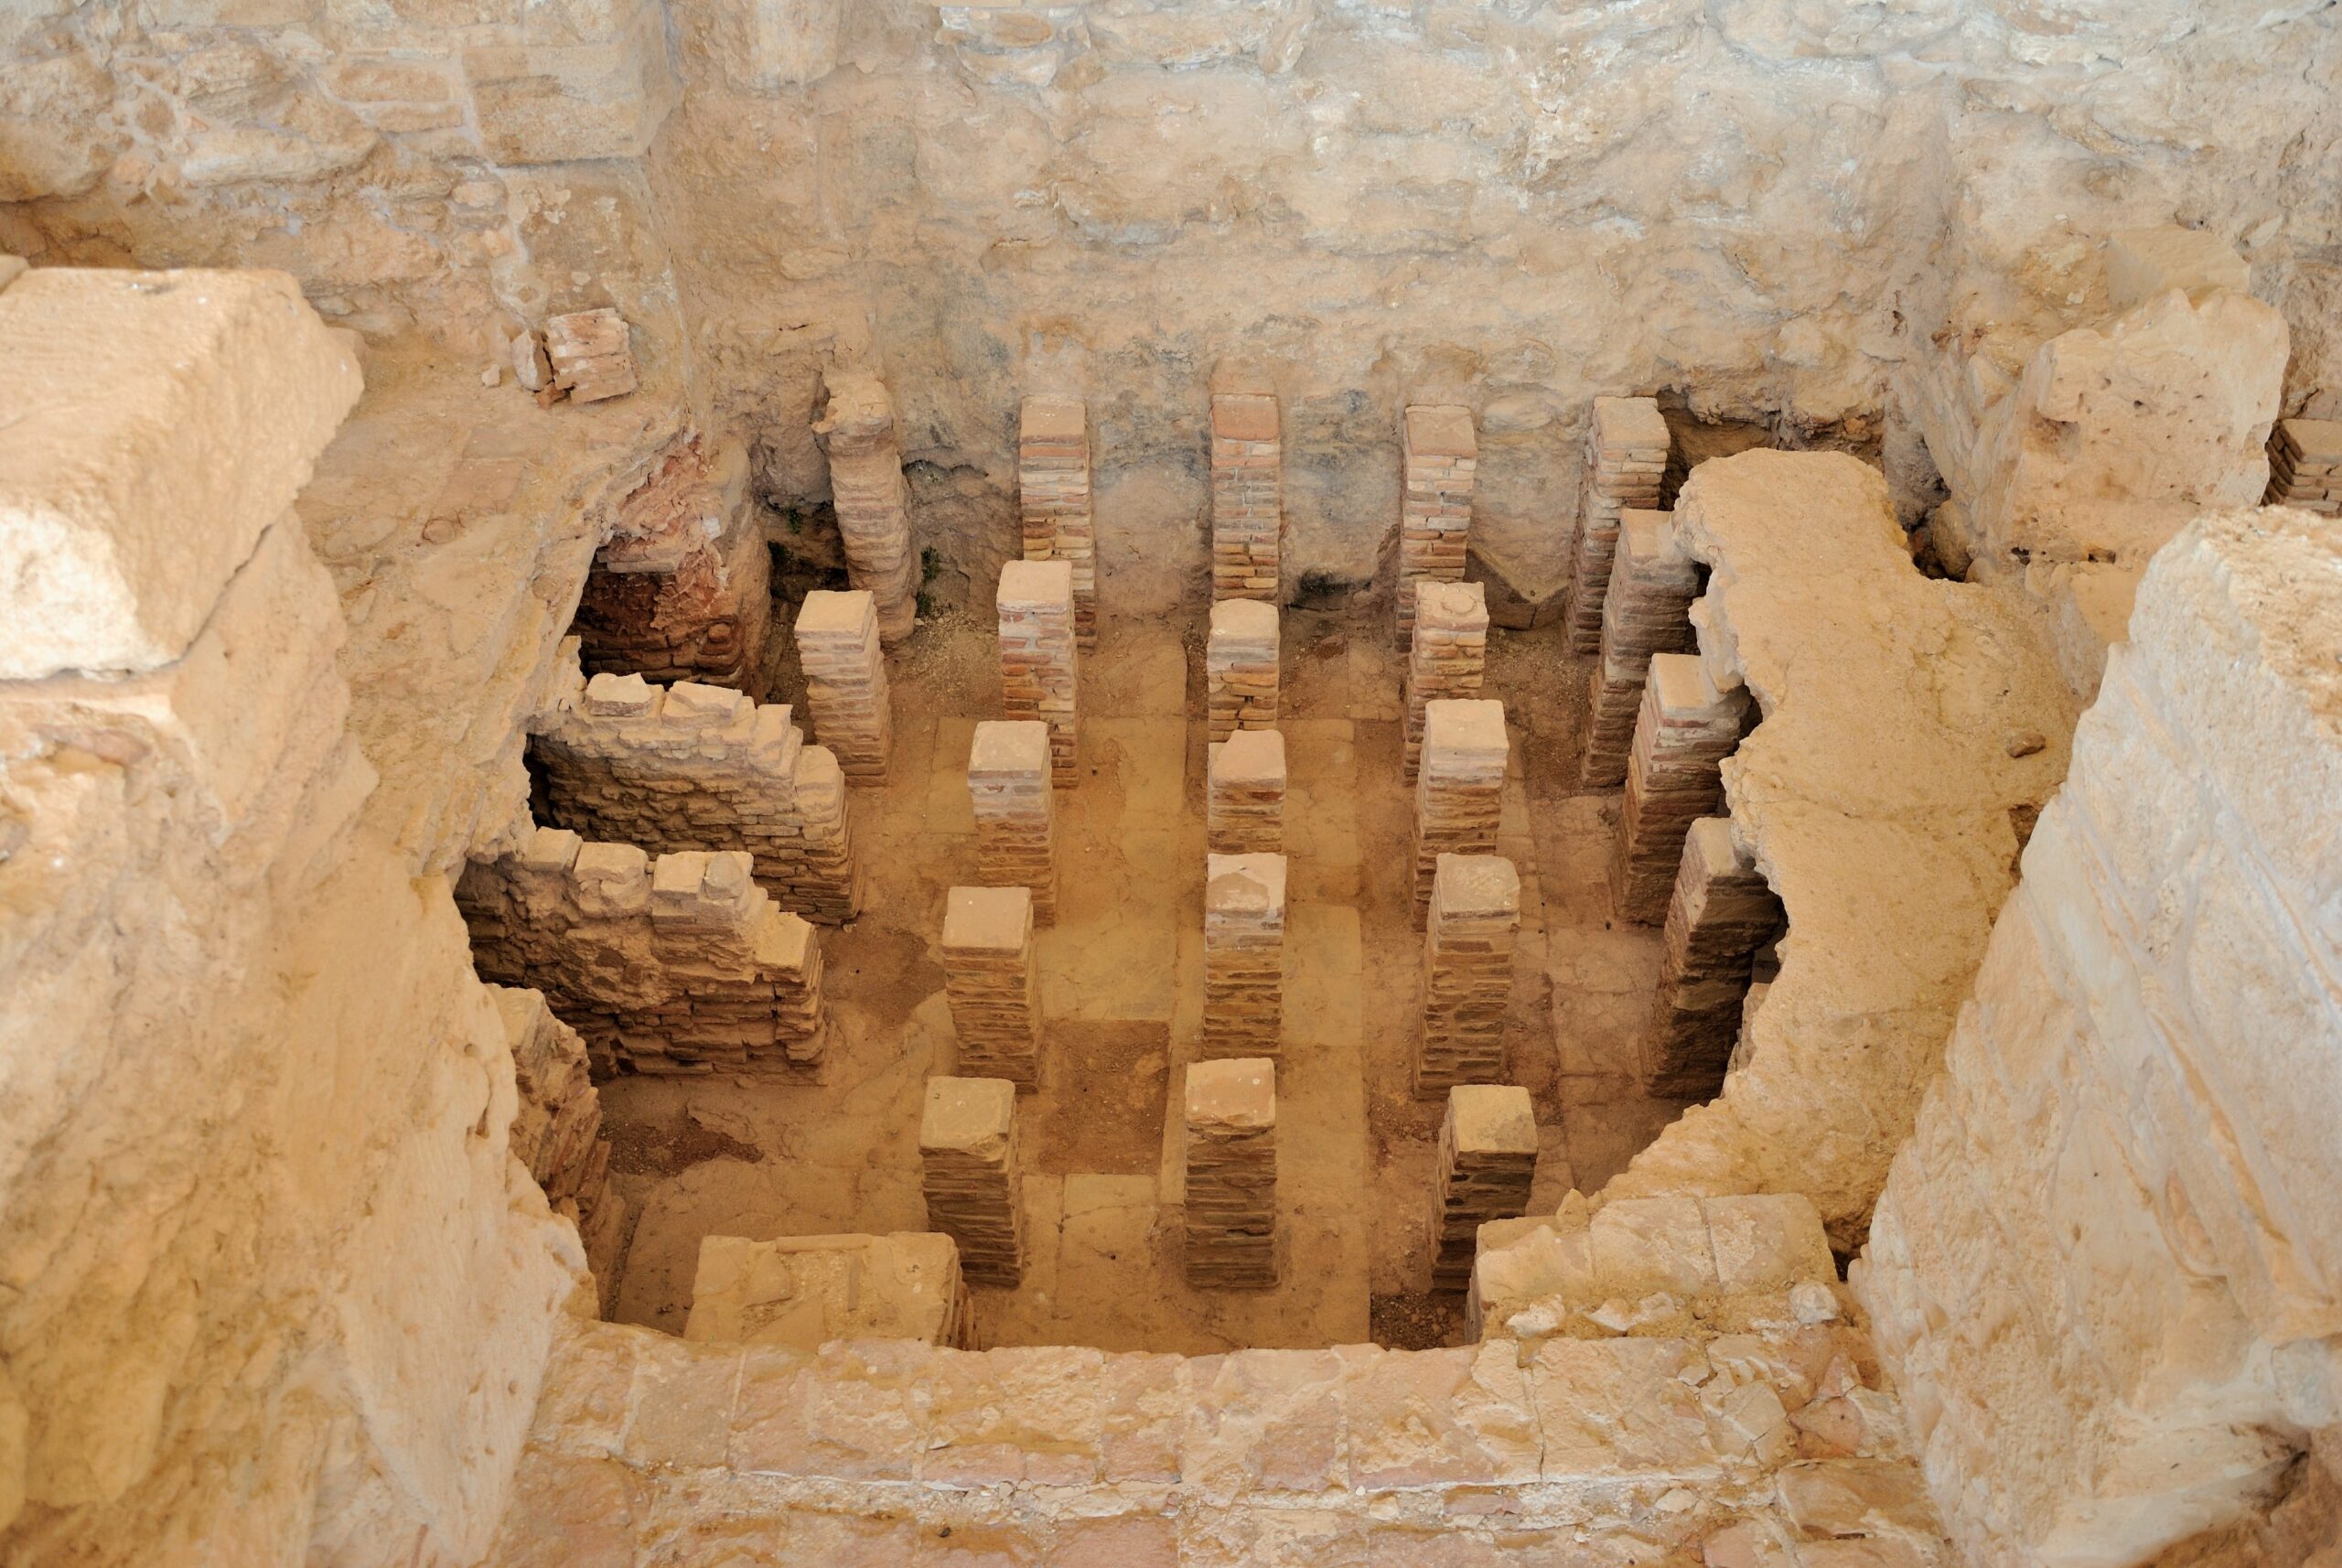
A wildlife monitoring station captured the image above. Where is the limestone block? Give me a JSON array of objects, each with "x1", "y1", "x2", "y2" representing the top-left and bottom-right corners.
[
  {"x1": 711, "y1": 0, "x2": 843, "y2": 89},
  {"x1": 685, "y1": 1232, "x2": 972, "y2": 1349},
  {"x1": 0, "y1": 266, "x2": 361, "y2": 679},
  {"x1": 463, "y1": 4, "x2": 678, "y2": 165},
  {"x1": 2105, "y1": 225, "x2": 2250, "y2": 310}
]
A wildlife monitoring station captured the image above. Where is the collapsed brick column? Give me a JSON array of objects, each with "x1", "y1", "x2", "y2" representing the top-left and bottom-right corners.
[
  {"x1": 1563, "y1": 397, "x2": 1671, "y2": 653},
  {"x1": 919, "y1": 1076, "x2": 1026, "y2": 1288},
  {"x1": 1019, "y1": 395, "x2": 1097, "y2": 643},
  {"x1": 996, "y1": 559, "x2": 1079, "y2": 787},
  {"x1": 969, "y1": 719, "x2": 1057, "y2": 923},
  {"x1": 1210, "y1": 390, "x2": 1282, "y2": 600},
  {"x1": 1415, "y1": 854, "x2": 1520, "y2": 1097},
  {"x1": 1610, "y1": 653, "x2": 1750, "y2": 924},
  {"x1": 1397, "y1": 404, "x2": 1477, "y2": 642},
  {"x1": 1403, "y1": 580, "x2": 1488, "y2": 781},
  {"x1": 1582, "y1": 510, "x2": 1699, "y2": 788},
  {"x1": 1203, "y1": 853, "x2": 1286, "y2": 1058},
  {"x1": 793, "y1": 588, "x2": 892, "y2": 784},
  {"x1": 1183, "y1": 1058, "x2": 1278, "y2": 1289},
  {"x1": 573, "y1": 436, "x2": 770, "y2": 691},
  {"x1": 1427, "y1": 1084, "x2": 1538, "y2": 1292},
  {"x1": 532, "y1": 667, "x2": 864, "y2": 922},
  {"x1": 458, "y1": 830, "x2": 831, "y2": 1077},
  {"x1": 1412, "y1": 698, "x2": 1509, "y2": 923},
  {"x1": 1644, "y1": 818, "x2": 1784, "y2": 1098},
  {"x1": 813, "y1": 370, "x2": 918, "y2": 645},
  {"x1": 1208, "y1": 727, "x2": 1285, "y2": 855},
  {"x1": 941, "y1": 885, "x2": 1042, "y2": 1088},
  {"x1": 2264, "y1": 416, "x2": 2342, "y2": 514},
  {"x1": 1206, "y1": 596, "x2": 1280, "y2": 743}
]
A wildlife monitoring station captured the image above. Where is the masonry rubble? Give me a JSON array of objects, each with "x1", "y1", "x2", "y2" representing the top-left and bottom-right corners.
[
  {"x1": 1583, "y1": 509, "x2": 1701, "y2": 788},
  {"x1": 1210, "y1": 387, "x2": 1283, "y2": 600},
  {"x1": 1611, "y1": 652, "x2": 1749, "y2": 925},
  {"x1": 2265, "y1": 416, "x2": 2342, "y2": 514},
  {"x1": 1404, "y1": 579, "x2": 1489, "y2": 781},
  {"x1": 1417, "y1": 854, "x2": 1520, "y2": 1096},
  {"x1": 570, "y1": 437, "x2": 769, "y2": 691},
  {"x1": 1207, "y1": 726, "x2": 1285, "y2": 855},
  {"x1": 543, "y1": 306, "x2": 637, "y2": 403},
  {"x1": 1429, "y1": 1085, "x2": 1538, "y2": 1292},
  {"x1": 460, "y1": 832, "x2": 830, "y2": 1076},
  {"x1": 1645, "y1": 818, "x2": 1784, "y2": 1098},
  {"x1": 792, "y1": 588, "x2": 892, "y2": 783},
  {"x1": 813, "y1": 369, "x2": 918, "y2": 644},
  {"x1": 968, "y1": 719, "x2": 1057, "y2": 922},
  {"x1": 531, "y1": 662, "x2": 863, "y2": 923},
  {"x1": 1183, "y1": 1058, "x2": 1279, "y2": 1289},
  {"x1": 1397, "y1": 404, "x2": 1477, "y2": 641},
  {"x1": 1563, "y1": 397, "x2": 1671, "y2": 654},
  {"x1": 1413, "y1": 698, "x2": 1509, "y2": 922},
  {"x1": 919, "y1": 1077, "x2": 1026, "y2": 1288},
  {"x1": 1206, "y1": 596, "x2": 1280, "y2": 742},
  {"x1": 1202, "y1": 852, "x2": 1287, "y2": 1058},
  {"x1": 941, "y1": 885, "x2": 1043, "y2": 1088},
  {"x1": 1018, "y1": 394, "x2": 1097, "y2": 642},
  {"x1": 996, "y1": 558, "x2": 1080, "y2": 786},
  {"x1": 684, "y1": 1232, "x2": 973, "y2": 1349}
]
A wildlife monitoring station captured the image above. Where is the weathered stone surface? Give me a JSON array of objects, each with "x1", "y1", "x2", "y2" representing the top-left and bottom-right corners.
[{"x1": 685, "y1": 1232, "x2": 972, "y2": 1349}]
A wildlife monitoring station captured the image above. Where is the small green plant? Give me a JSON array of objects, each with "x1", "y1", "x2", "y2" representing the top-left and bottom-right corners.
[{"x1": 920, "y1": 545, "x2": 942, "y2": 585}]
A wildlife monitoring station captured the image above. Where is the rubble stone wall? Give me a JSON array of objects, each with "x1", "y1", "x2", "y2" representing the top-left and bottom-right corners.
[{"x1": 1854, "y1": 506, "x2": 2342, "y2": 1568}]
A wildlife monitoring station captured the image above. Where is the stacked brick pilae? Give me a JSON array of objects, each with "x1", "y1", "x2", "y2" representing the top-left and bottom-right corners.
[
  {"x1": 1563, "y1": 396, "x2": 1671, "y2": 653},
  {"x1": 1207, "y1": 727, "x2": 1285, "y2": 855},
  {"x1": 1583, "y1": 510, "x2": 1700, "y2": 788},
  {"x1": 1182, "y1": 1058, "x2": 1278, "y2": 1289},
  {"x1": 1415, "y1": 853, "x2": 1520, "y2": 1096},
  {"x1": 1206, "y1": 596, "x2": 1280, "y2": 743},
  {"x1": 968, "y1": 719, "x2": 1057, "y2": 922},
  {"x1": 792, "y1": 588, "x2": 892, "y2": 783},
  {"x1": 1427, "y1": 1084, "x2": 1538, "y2": 1292},
  {"x1": 814, "y1": 369, "x2": 918, "y2": 644},
  {"x1": 1210, "y1": 391, "x2": 1283, "y2": 600},
  {"x1": 2265, "y1": 416, "x2": 2342, "y2": 515},
  {"x1": 1019, "y1": 395, "x2": 1097, "y2": 642},
  {"x1": 1611, "y1": 652, "x2": 1751, "y2": 924},
  {"x1": 1202, "y1": 853, "x2": 1287, "y2": 1058},
  {"x1": 941, "y1": 885, "x2": 1042, "y2": 1088},
  {"x1": 1403, "y1": 579, "x2": 1488, "y2": 781},
  {"x1": 1644, "y1": 817, "x2": 1785, "y2": 1097},
  {"x1": 995, "y1": 559, "x2": 1080, "y2": 787},
  {"x1": 1412, "y1": 698, "x2": 1509, "y2": 923},
  {"x1": 1397, "y1": 404, "x2": 1477, "y2": 641},
  {"x1": 919, "y1": 1076, "x2": 1026, "y2": 1288}
]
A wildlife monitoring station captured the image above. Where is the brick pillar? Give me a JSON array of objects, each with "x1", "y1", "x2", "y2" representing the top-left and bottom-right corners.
[
  {"x1": 1203, "y1": 853, "x2": 1285, "y2": 1058},
  {"x1": 1413, "y1": 698, "x2": 1509, "y2": 923},
  {"x1": 813, "y1": 370, "x2": 917, "y2": 645},
  {"x1": 969, "y1": 719, "x2": 1056, "y2": 923},
  {"x1": 996, "y1": 559, "x2": 1079, "y2": 787},
  {"x1": 1427, "y1": 1085, "x2": 1537, "y2": 1292},
  {"x1": 1208, "y1": 727, "x2": 1284, "y2": 855},
  {"x1": 1210, "y1": 392, "x2": 1281, "y2": 600},
  {"x1": 1610, "y1": 653, "x2": 1749, "y2": 924},
  {"x1": 1415, "y1": 854, "x2": 1520, "y2": 1096},
  {"x1": 793, "y1": 588, "x2": 892, "y2": 784},
  {"x1": 941, "y1": 885, "x2": 1041, "y2": 1088},
  {"x1": 1582, "y1": 510, "x2": 1699, "y2": 788},
  {"x1": 1644, "y1": 818, "x2": 1784, "y2": 1098},
  {"x1": 1020, "y1": 395, "x2": 1097, "y2": 643},
  {"x1": 1206, "y1": 596, "x2": 1279, "y2": 743},
  {"x1": 1397, "y1": 404, "x2": 1477, "y2": 642},
  {"x1": 1183, "y1": 1058, "x2": 1277, "y2": 1289},
  {"x1": 1563, "y1": 396, "x2": 1671, "y2": 653},
  {"x1": 919, "y1": 1076, "x2": 1026, "y2": 1288},
  {"x1": 1403, "y1": 579, "x2": 1488, "y2": 781}
]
